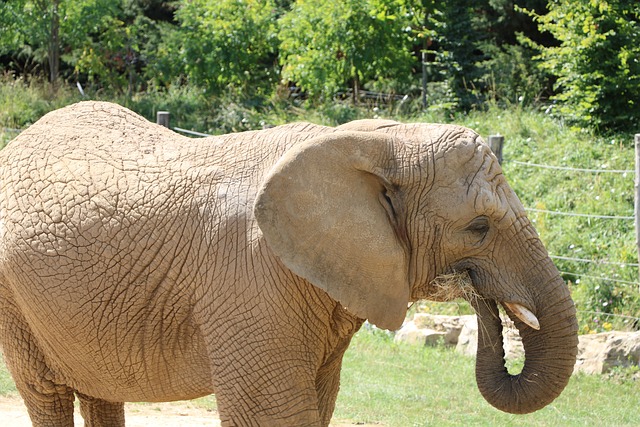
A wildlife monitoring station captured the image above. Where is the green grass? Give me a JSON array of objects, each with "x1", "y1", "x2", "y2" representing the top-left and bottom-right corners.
[
  {"x1": 0, "y1": 352, "x2": 17, "y2": 396},
  {"x1": 2, "y1": 329, "x2": 638, "y2": 425},
  {"x1": 334, "y1": 329, "x2": 639, "y2": 426}
]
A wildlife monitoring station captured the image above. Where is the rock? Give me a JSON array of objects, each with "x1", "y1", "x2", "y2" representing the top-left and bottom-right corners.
[
  {"x1": 424, "y1": 329, "x2": 447, "y2": 346},
  {"x1": 454, "y1": 314, "x2": 524, "y2": 360},
  {"x1": 501, "y1": 315, "x2": 525, "y2": 360},
  {"x1": 455, "y1": 316, "x2": 478, "y2": 356},
  {"x1": 574, "y1": 331, "x2": 640, "y2": 374},
  {"x1": 394, "y1": 321, "x2": 446, "y2": 346},
  {"x1": 396, "y1": 313, "x2": 640, "y2": 377},
  {"x1": 395, "y1": 314, "x2": 476, "y2": 347},
  {"x1": 413, "y1": 314, "x2": 473, "y2": 345}
]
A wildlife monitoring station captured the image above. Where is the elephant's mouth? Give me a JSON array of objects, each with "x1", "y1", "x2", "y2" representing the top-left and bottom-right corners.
[
  {"x1": 417, "y1": 268, "x2": 540, "y2": 331},
  {"x1": 465, "y1": 268, "x2": 540, "y2": 331}
]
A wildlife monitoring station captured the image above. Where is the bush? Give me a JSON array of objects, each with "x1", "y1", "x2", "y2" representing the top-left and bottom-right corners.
[
  {"x1": 0, "y1": 75, "x2": 81, "y2": 129},
  {"x1": 278, "y1": 0, "x2": 415, "y2": 100},
  {"x1": 532, "y1": 0, "x2": 640, "y2": 132},
  {"x1": 479, "y1": 42, "x2": 550, "y2": 105},
  {"x1": 170, "y1": 0, "x2": 279, "y2": 96}
]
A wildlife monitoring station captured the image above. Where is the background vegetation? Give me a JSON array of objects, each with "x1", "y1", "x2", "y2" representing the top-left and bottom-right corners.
[
  {"x1": 0, "y1": 1, "x2": 639, "y2": 330},
  {"x1": 1, "y1": 0, "x2": 639, "y2": 130}
]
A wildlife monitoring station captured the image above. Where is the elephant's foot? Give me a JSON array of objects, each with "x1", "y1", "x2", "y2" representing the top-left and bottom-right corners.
[
  {"x1": 218, "y1": 408, "x2": 323, "y2": 427},
  {"x1": 19, "y1": 385, "x2": 75, "y2": 427},
  {"x1": 77, "y1": 393, "x2": 125, "y2": 427}
]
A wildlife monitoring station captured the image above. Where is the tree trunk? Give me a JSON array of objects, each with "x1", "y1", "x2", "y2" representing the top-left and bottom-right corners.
[
  {"x1": 421, "y1": 7, "x2": 429, "y2": 109},
  {"x1": 352, "y1": 70, "x2": 360, "y2": 105},
  {"x1": 48, "y1": 0, "x2": 60, "y2": 86},
  {"x1": 421, "y1": 50, "x2": 427, "y2": 109}
]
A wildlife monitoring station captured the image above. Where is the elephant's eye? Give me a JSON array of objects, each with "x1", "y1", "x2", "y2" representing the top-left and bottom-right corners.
[
  {"x1": 381, "y1": 190, "x2": 397, "y2": 218},
  {"x1": 465, "y1": 216, "x2": 490, "y2": 236}
]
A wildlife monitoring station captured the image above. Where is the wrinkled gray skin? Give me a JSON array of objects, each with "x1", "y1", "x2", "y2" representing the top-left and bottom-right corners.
[{"x1": 0, "y1": 102, "x2": 578, "y2": 426}]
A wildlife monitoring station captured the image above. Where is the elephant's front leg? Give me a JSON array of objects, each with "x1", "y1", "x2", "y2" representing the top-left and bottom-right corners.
[
  {"x1": 212, "y1": 340, "x2": 324, "y2": 427},
  {"x1": 205, "y1": 304, "x2": 332, "y2": 425},
  {"x1": 315, "y1": 309, "x2": 364, "y2": 426},
  {"x1": 209, "y1": 309, "x2": 361, "y2": 425},
  {"x1": 315, "y1": 335, "x2": 353, "y2": 426}
]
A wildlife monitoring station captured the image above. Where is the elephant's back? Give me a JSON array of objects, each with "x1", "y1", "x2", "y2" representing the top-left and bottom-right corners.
[{"x1": 3, "y1": 101, "x2": 186, "y2": 153}]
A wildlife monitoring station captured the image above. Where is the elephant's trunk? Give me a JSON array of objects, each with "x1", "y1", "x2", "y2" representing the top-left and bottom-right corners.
[{"x1": 472, "y1": 274, "x2": 578, "y2": 414}]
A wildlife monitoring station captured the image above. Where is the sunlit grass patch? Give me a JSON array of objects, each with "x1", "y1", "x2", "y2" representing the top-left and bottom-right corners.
[{"x1": 334, "y1": 329, "x2": 640, "y2": 426}]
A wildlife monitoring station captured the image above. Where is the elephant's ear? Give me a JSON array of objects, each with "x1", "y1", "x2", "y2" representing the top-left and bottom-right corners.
[{"x1": 254, "y1": 131, "x2": 409, "y2": 330}]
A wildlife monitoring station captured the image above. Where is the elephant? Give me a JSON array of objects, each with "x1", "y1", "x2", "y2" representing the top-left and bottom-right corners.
[{"x1": 0, "y1": 101, "x2": 578, "y2": 426}]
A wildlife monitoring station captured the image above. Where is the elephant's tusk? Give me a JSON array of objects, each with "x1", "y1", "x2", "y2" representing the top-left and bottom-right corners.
[{"x1": 504, "y1": 302, "x2": 540, "y2": 330}]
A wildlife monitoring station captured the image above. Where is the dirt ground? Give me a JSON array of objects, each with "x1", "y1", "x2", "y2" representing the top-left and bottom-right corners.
[{"x1": 0, "y1": 395, "x2": 381, "y2": 426}]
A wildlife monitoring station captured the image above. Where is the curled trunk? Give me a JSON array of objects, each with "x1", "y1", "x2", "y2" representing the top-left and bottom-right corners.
[{"x1": 472, "y1": 277, "x2": 579, "y2": 414}]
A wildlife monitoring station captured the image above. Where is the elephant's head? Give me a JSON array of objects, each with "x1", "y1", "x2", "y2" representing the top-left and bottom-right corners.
[{"x1": 254, "y1": 119, "x2": 578, "y2": 414}]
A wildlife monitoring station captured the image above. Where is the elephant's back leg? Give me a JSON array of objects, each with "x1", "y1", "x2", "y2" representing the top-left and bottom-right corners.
[
  {"x1": 0, "y1": 284, "x2": 75, "y2": 426},
  {"x1": 77, "y1": 393, "x2": 125, "y2": 426}
]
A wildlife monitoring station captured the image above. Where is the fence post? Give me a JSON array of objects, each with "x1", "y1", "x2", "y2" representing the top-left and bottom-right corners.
[
  {"x1": 488, "y1": 135, "x2": 504, "y2": 164},
  {"x1": 156, "y1": 111, "x2": 170, "y2": 128},
  {"x1": 635, "y1": 134, "x2": 640, "y2": 283}
]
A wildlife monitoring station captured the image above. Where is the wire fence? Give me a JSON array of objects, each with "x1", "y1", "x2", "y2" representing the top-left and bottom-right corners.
[
  {"x1": 504, "y1": 140, "x2": 640, "y2": 324},
  {"x1": 509, "y1": 160, "x2": 634, "y2": 174},
  {"x1": 524, "y1": 207, "x2": 634, "y2": 221},
  {"x1": 549, "y1": 255, "x2": 638, "y2": 268},
  {"x1": 173, "y1": 127, "x2": 212, "y2": 138}
]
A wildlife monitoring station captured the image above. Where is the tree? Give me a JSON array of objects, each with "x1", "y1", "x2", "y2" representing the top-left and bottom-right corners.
[
  {"x1": 74, "y1": 1, "x2": 173, "y2": 95},
  {"x1": 386, "y1": 0, "x2": 551, "y2": 111},
  {"x1": 1, "y1": 0, "x2": 61, "y2": 83},
  {"x1": 533, "y1": 0, "x2": 640, "y2": 131},
  {"x1": 42, "y1": 0, "x2": 60, "y2": 84},
  {"x1": 0, "y1": 0, "x2": 118, "y2": 85},
  {"x1": 169, "y1": 0, "x2": 279, "y2": 95},
  {"x1": 278, "y1": 0, "x2": 415, "y2": 101},
  {"x1": 424, "y1": 0, "x2": 551, "y2": 108}
]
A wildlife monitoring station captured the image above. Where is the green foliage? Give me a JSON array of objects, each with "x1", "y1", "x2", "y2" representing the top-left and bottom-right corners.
[
  {"x1": 434, "y1": 0, "x2": 490, "y2": 107},
  {"x1": 170, "y1": 0, "x2": 279, "y2": 95},
  {"x1": 409, "y1": 0, "x2": 550, "y2": 110},
  {"x1": 3, "y1": 0, "x2": 638, "y2": 134},
  {"x1": 0, "y1": 75, "x2": 81, "y2": 130},
  {"x1": 5, "y1": 0, "x2": 637, "y2": 134},
  {"x1": 74, "y1": 3, "x2": 168, "y2": 94},
  {"x1": 0, "y1": 0, "x2": 120, "y2": 82},
  {"x1": 479, "y1": 42, "x2": 549, "y2": 105},
  {"x1": 532, "y1": 0, "x2": 640, "y2": 131},
  {"x1": 278, "y1": 0, "x2": 415, "y2": 100}
]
